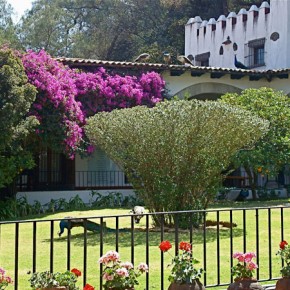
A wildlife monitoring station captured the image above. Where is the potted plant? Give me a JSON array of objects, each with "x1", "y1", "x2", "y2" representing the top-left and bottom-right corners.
[
  {"x1": 227, "y1": 252, "x2": 262, "y2": 290},
  {"x1": 0, "y1": 267, "x2": 13, "y2": 289},
  {"x1": 276, "y1": 240, "x2": 290, "y2": 290},
  {"x1": 29, "y1": 268, "x2": 82, "y2": 290},
  {"x1": 159, "y1": 240, "x2": 205, "y2": 290},
  {"x1": 98, "y1": 250, "x2": 148, "y2": 290}
]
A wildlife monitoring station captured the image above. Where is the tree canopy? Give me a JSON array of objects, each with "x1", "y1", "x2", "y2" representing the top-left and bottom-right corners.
[
  {"x1": 85, "y1": 99, "x2": 269, "y2": 226},
  {"x1": 0, "y1": 48, "x2": 38, "y2": 189},
  {"x1": 0, "y1": 0, "x2": 266, "y2": 61},
  {"x1": 220, "y1": 87, "x2": 290, "y2": 197}
]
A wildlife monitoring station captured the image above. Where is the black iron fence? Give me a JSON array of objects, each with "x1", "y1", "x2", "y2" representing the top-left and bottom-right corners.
[
  {"x1": 16, "y1": 170, "x2": 132, "y2": 191},
  {"x1": 16, "y1": 170, "x2": 248, "y2": 192},
  {"x1": 1, "y1": 206, "x2": 288, "y2": 289}
]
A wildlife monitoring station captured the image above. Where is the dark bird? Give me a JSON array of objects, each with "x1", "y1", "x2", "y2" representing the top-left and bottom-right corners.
[
  {"x1": 163, "y1": 51, "x2": 172, "y2": 64},
  {"x1": 134, "y1": 53, "x2": 150, "y2": 62},
  {"x1": 58, "y1": 217, "x2": 129, "y2": 237},
  {"x1": 177, "y1": 55, "x2": 194, "y2": 66},
  {"x1": 234, "y1": 55, "x2": 248, "y2": 69},
  {"x1": 222, "y1": 36, "x2": 232, "y2": 45}
]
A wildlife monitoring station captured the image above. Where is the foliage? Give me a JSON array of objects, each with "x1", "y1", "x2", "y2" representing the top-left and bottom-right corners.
[
  {"x1": 29, "y1": 268, "x2": 81, "y2": 290},
  {"x1": 98, "y1": 250, "x2": 148, "y2": 290},
  {"x1": 0, "y1": 47, "x2": 38, "y2": 189},
  {"x1": 220, "y1": 88, "x2": 290, "y2": 198},
  {"x1": 85, "y1": 99, "x2": 269, "y2": 226},
  {"x1": 21, "y1": 49, "x2": 165, "y2": 158},
  {"x1": 89, "y1": 191, "x2": 144, "y2": 208},
  {"x1": 0, "y1": 0, "x2": 21, "y2": 49},
  {"x1": 15, "y1": 0, "x2": 265, "y2": 61},
  {"x1": 231, "y1": 252, "x2": 258, "y2": 280},
  {"x1": 276, "y1": 240, "x2": 290, "y2": 278},
  {"x1": 159, "y1": 240, "x2": 203, "y2": 284},
  {"x1": 0, "y1": 267, "x2": 13, "y2": 289}
]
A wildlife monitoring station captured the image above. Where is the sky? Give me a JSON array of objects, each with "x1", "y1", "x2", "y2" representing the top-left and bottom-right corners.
[{"x1": 6, "y1": 0, "x2": 33, "y2": 23}]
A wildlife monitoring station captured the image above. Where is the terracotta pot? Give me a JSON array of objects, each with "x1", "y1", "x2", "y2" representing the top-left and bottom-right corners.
[
  {"x1": 276, "y1": 277, "x2": 290, "y2": 290},
  {"x1": 168, "y1": 280, "x2": 206, "y2": 290},
  {"x1": 227, "y1": 278, "x2": 263, "y2": 290}
]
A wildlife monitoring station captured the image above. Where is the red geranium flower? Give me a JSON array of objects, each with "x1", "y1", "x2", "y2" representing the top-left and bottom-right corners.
[
  {"x1": 83, "y1": 283, "x2": 95, "y2": 290},
  {"x1": 179, "y1": 241, "x2": 192, "y2": 252},
  {"x1": 280, "y1": 240, "x2": 288, "y2": 250},
  {"x1": 159, "y1": 240, "x2": 172, "y2": 252},
  {"x1": 71, "y1": 268, "x2": 82, "y2": 277}
]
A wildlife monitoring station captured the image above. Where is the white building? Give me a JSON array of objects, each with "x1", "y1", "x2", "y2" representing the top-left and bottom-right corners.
[
  {"x1": 185, "y1": 0, "x2": 290, "y2": 70},
  {"x1": 17, "y1": 0, "x2": 290, "y2": 204}
]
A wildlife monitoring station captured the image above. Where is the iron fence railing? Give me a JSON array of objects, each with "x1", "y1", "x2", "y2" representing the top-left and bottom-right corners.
[
  {"x1": 0, "y1": 206, "x2": 287, "y2": 289},
  {"x1": 16, "y1": 170, "x2": 132, "y2": 191}
]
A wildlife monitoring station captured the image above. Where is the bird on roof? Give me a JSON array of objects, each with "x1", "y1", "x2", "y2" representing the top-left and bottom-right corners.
[
  {"x1": 134, "y1": 53, "x2": 150, "y2": 62},
  {"x1": 234, "y1": 55, "x2": 248, "y2": 69},
  {"x1": 177, "y1": 54, "x2": 194, "y2": 66},
  {"x1": 163, "y1": 51, "x2": 172, "y2": 64}
]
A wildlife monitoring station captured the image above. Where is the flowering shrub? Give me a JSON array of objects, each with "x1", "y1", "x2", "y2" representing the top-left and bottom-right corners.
[
  {"x1": 0, "y1": 267, "x2": 13, "y2": 289},
  {"x1": 231, "y1": 252, "x2": 258, "y2": 280},
  {"x1": 277, "y1": 240, "x2": 290, "y2": 277},
  {"x1": 29, "y1": 268, "x2": 82, "y2": 289},
  {"x1": 21, "y1": 50, "x2": 165, "y2": 158},
  {"x1": 98, "y1": 250, "x2": 148, "y2": 290},
  {"x1": 159, "y1": 240, "x2": 204, "y2": 284}
]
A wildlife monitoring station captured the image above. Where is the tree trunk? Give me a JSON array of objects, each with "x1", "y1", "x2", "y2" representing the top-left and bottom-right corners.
[{"x1": 244, "y1": 166, "x2": 257, "y2": 200}]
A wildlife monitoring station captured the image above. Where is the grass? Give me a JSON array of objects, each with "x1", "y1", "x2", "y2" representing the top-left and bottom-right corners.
[{"x1": 1, "y1": 199, "x2": 290, "y2": 290}]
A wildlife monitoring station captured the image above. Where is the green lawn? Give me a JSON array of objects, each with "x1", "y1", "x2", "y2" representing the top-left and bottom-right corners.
[{"x1": 1, "y1": 199, "x2": 290, "y2": 289}]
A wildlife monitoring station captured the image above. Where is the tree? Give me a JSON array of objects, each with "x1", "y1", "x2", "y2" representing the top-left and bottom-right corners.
[
  {"x1": 85, "y1": 99, "x2": 268, "y2": 226},
  {"x1": 220, "y1": 87, "x2": 290, "y2": 198},
  {"x1": 0, "y1": 48, "x2": 38, "y2": 192},
  {"x1": 17, "y1": 0, "x2": 266, "y2": 62},
  {"x1": 0, "y1": 0, "x2": 20, "y2": 49}
]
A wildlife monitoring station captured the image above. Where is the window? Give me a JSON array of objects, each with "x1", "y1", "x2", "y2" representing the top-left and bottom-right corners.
[
  {"x1": 246, "y1": 38, "x2": 266, "y2": 68},
  {"x1": 195, "y1": 52, "x2": 210, "y2": 67}
]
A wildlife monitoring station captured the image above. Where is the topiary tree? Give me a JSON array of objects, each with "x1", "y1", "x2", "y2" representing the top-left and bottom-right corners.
[
  {"x1": 220, "y1": 87, "x2": 290, "y2": 199},
  {"x1": 0, "y1": 47, "x2": 38, "y2": 192},
  {"x1": 85, "y1": 99, "x2": 269, "y2": 227}
]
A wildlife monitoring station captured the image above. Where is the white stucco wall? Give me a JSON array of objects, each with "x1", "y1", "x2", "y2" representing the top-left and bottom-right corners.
[
  {"x1": 162, "y1": 70, "x2": 290, "y2": 99},
  {"x1": 185, "y1": 0, "x2": 290, "y2": 70}
]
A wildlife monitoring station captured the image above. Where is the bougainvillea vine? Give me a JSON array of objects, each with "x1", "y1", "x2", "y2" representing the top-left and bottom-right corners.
[{"x1": 21, "y1": 50, "x2": 165, "y2": 158}]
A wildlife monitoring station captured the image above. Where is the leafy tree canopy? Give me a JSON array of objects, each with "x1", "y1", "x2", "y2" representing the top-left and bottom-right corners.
[
  {"x1": 85, "y1": 99, "x2": 269, "y2": 226},
  {"x1": 15, "y1": 0, "x2": 266, "y2": 61},
  {"x1": 220, "y1": 87, "x2": 290, "y2": 197},
  {"x1": 0, "y1": 48, "x2": 38, "y2": 189}
]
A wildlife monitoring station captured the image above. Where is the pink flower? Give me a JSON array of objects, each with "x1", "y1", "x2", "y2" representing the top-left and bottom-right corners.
[
  {"x1": 244, "y1": 252, "x2": 256, "y2": 263},
  {"x1": 233, "y1": 252, "x2": 244, "y2": 262},
  {"x1": 247, "y1": 261, "x2": 258, "y2": 271},
  {"x1": 137, "y1": 263, "x2": 149, "y2": 273},
  {"x1": 98, "y1": 250, "x2": 120, "y2": 265},
  {"x1": 115, "y1": 267, "x2": 129, "y2": 277},
  {"x1": 103, "y1": 272, "x2": 114, "y2": 281},
  {"x1": 120, "y1": 262, "x2": 134, "y2": 269}
]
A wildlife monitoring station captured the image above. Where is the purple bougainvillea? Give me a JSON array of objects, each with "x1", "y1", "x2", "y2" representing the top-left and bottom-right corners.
[{"x1": 21, "y1": 50, "x2": 165, "y2": 158}]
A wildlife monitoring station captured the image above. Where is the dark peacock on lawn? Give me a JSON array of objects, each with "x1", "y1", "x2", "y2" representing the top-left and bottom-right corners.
[{"x1": 58, "y1": 217, "x2": 129, "y2": 237}]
